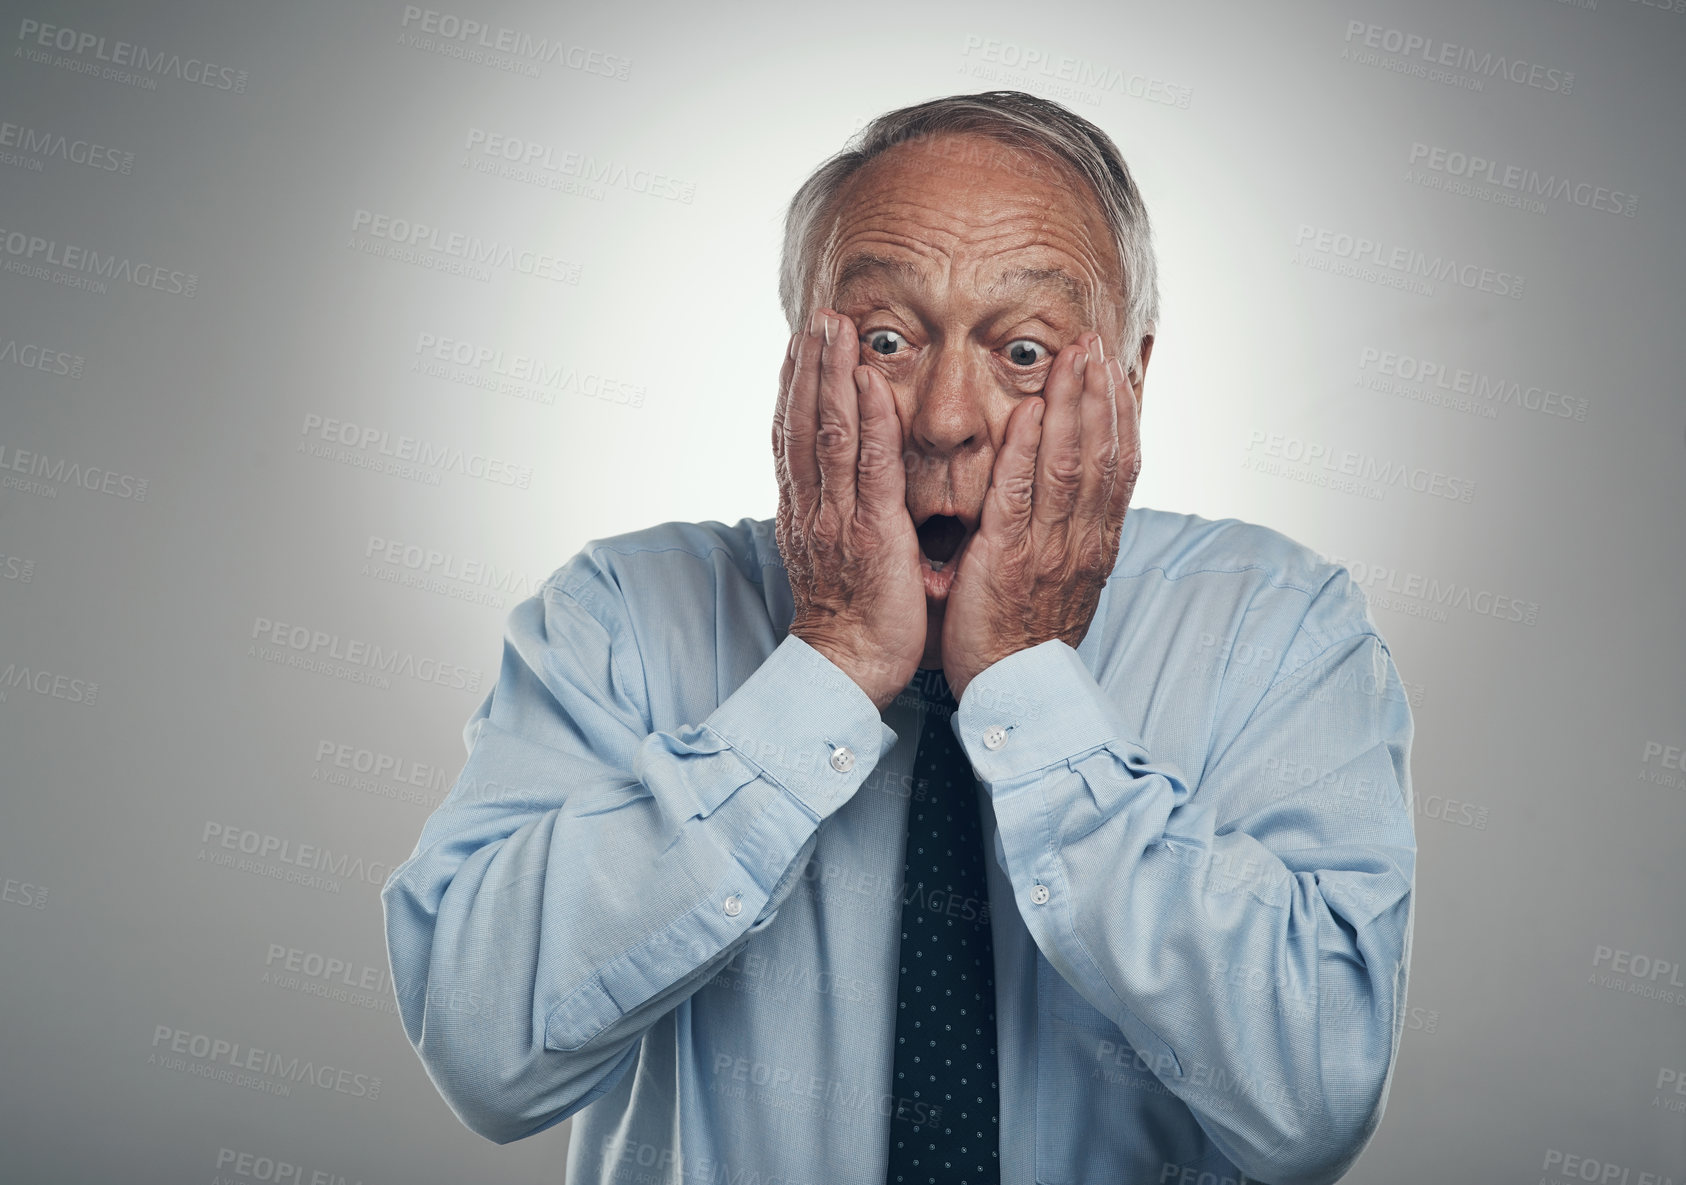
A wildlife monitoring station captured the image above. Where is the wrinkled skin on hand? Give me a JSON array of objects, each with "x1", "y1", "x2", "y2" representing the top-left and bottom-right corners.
[
  {"x1": 774, "y1": 308, "x2": 927, "y2": 710},
  {"x1": 940, "y1": 334, "x2": 1141, "y2": 700}
]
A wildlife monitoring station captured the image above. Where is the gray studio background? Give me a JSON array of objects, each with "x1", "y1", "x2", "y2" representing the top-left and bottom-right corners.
[{"x1": 1, "y1": 0, "x2": 1682, "y2": 1181}]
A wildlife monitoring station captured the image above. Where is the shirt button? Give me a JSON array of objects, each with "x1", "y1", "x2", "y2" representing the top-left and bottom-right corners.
[
  {"x1": 723, "y1": 895, "x2": 742, "y2": 917},
  {"x1": 983, "y1": 725, "x2": 1008, "y2": 751},
  {"x1": 1030, "y1": 884, "x2": 1050, "y2": 906},
  {"x1": 829, "y1": 745, "x2": 855, "y2": 773}
]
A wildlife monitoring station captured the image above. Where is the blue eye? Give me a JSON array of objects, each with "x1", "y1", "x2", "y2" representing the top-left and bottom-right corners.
[
  {"x1": 864, "y1": 329, "x2": 908, "y2": 356},
  {"x1": 1004, "y1": 339, "x2": 1048, "y2": 367}
]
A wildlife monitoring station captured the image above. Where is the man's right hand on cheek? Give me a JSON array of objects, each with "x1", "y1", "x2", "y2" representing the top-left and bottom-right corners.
[{"x1": 773, "y1": 307, "x2": 926, "y2": 711}]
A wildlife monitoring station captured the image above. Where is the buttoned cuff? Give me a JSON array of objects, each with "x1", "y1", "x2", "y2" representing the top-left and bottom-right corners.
[
  {"x1": 953, "y1": 639, "x2": 1121, "y2": 785},
  {"x1": 705, "y1": 632, "x2": 899, "y2": 821}
]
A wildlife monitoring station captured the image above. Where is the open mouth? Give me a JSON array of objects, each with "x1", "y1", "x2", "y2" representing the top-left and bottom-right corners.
[
  {"x1": 913, "y1": 511, "x2": 976, "y2": 601},
  {"x1": 916, "y1": 514, "x2": 969, "y2": 570}
]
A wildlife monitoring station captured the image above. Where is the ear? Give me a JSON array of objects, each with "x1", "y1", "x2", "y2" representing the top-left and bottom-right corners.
[{"x1": 1131, "y1": 335, "x2": 1155, "y2": 411}]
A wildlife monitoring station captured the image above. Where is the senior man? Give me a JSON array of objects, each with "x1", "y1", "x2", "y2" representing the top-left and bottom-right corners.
[{"x1": 382, "y1": 91, "x2": 1417, "y2": 1185}]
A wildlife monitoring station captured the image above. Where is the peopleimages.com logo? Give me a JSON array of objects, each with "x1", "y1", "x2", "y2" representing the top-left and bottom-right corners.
[
  {"x1": 1294, "y1": 225, "x2": 1524, "y2": 298},
  {"x1": 1341, "y1": 19, "x2": 1573, "y2": 95},
  {"x1": 397, "y1": 6, "x2": 629, "y2": 80},
  {"x1": 15, "y1": 17, "x2": 250, "y2": 92},
  {"x1": 1407, "y1": 142, "x2": 1636, "y2": 217}
]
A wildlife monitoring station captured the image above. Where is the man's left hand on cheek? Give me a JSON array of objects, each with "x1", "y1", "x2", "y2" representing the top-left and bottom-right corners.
[{"x1": 940, "y1": 332, "x2": 1141, "y2": 701}]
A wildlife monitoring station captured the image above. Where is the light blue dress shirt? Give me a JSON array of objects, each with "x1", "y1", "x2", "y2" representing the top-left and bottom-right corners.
[{"x1": 381, "y1": 507, "x2": 1417, "y2": 1185}]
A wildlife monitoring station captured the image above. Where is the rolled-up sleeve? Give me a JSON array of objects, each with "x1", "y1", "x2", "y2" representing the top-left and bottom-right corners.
[
  {"x1": 380, "y1": 552, "x2": 896, "y2": 1144},
  {"x1": 957, "y1": 584, "x2": 1416, "y2": 1185}
]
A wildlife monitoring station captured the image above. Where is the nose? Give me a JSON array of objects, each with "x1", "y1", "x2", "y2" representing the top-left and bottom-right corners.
[{"x1": 906, "y1": 340, "x2": 988, "y2": 457}]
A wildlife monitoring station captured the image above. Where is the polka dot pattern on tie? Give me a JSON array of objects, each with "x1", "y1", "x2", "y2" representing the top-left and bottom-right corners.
[{"x1": 885, "y1": 671, "x2": 999, "y2": 1184}]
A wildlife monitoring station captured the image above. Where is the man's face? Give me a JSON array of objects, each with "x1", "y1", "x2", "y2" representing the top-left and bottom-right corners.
[{"x1": 814, "y1": 132, "x2": 1140, "y2": 664}]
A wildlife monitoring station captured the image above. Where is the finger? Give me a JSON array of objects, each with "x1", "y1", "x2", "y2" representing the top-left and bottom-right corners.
[
  {"x1": 1113, "y1": 353, "x2": 1141, "y2": 425},
  {"x1": 852, "y1": 364, "x2": 906, "y2": 521},
  {"x1": 814, "y1": 310, "x2": 862, "y2": 510},
  {"x1": 1107, "y1": 355, "x2": 1143, "y2": 525},
  {"x1": 772, "y1": 339, "x2": 796, "y2": 486},
  {"x1": 783, "y1": 311, "x2": 828, "y2": 511},
  {"x1": 1030, "y1": 341, "x2": 1088, "y2": 531},
  {"x1": 1075, "y1": 331, "x2": 1120, "y2": 526},
  {"x1": 979, "y1": 396, "x2": 1045, "y2": 550}
]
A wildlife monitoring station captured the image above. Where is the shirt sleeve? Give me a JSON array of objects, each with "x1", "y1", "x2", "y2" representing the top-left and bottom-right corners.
[
  {"x1": 380, "y1": 552, "x2": 898, "y2": 1145},
  {"x1": 956, "y1": 583, "x2": 1416, "y2": 1185}
]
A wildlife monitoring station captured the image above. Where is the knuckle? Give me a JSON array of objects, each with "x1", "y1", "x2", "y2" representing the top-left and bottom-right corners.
[
  {"x1": 857, "y1": 435, "x2": 896, "y2": 474},
  {"x1": 1045, "y1": 457, "x2": 1084, "y2": 490},
  {"x1": 1094, "y1": 450, "x2": 1120, "y2": 488},
  {"x1": 998, "y1": 472, "x2": 1035, "y2": 508},
  {"x1": 815, "y1": 419, "x2": 853, "y2": 454},
  {"x1": 1121, "y1": 446, "x2": 1144, "y2": 485},
  {"x1": 809, "y1": 513, "x2": 843, "y2": 550},
  {"x1": 1075, "y1": 534, "x2": 1110, "y2": 578}
]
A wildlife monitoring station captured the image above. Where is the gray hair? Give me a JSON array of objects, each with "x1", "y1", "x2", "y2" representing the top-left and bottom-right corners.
[{"x1": 778, "y1": 90, "x2": 1160, "y2": 376}]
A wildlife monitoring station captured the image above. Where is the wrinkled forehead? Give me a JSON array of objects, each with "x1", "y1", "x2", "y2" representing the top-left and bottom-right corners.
[{"x1": 816, "y1": 134, "x2": 1123, "y2": 322}]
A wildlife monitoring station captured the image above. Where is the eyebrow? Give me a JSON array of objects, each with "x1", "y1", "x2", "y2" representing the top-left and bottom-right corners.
[
  {"x1": 832, "y1": 254, "x2": 1089, "y2": 314},
  {"x1": 833, "y1": 253, "x2": 925, "y2": 294},
  {"x1": 985, "y1": 266, "x2": 1089, "y2": 310}
]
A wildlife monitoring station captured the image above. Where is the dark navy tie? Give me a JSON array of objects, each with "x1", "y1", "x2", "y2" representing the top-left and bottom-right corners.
[{"x1": 885, "y1": 669, "x2": 1000, "y2": 1184}]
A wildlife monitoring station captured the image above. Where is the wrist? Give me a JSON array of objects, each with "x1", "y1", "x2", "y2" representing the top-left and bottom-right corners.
[
  {"x1": 791, "y1": 624, "x2": 902, "y2": 711},
  {"x1": 945, "y1": 638, "x2": 1035, "y2": 704}
]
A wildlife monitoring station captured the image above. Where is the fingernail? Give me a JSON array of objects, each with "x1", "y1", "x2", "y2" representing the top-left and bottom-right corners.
[
  {"x1": 1073, "y1": 350, "x2": 1088, "y2": 378},
  {"x1": 1032, "y1": 401, "x2": 1045, "y2": 423},
  {"x1": 854, "y1": 367, "x2": 869, "y2": 394},
  {"x1": 788, "y1": 333, "x2": 798, "y2": 361},
  {"x1": 823, "y1": 315, "x2": 834, "y2": 346},
  {"x1": 809, "y1": 309, "x2": 825, "y2": 338},
  {"x1": 1091, "y1": 334, "x2": 1105, "y2": 363}
]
